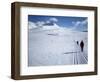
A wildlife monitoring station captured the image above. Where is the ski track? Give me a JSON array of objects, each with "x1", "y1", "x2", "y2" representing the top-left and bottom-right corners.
[{"x1": 28, "y1": 28, "x2": 88, "y2": 66}]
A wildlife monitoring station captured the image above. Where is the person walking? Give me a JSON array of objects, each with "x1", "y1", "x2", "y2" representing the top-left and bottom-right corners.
[
  {"x1": 80, "y1": 40, "x2": 84, "y2": 52},
  {"x1": 76, "y1": 41, "x2": 79, "y2": 45}
]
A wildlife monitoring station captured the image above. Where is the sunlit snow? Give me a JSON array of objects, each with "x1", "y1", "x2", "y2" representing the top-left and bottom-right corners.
[{"x1": 28, "y1": 22, "x2": 88, "y2": 66}]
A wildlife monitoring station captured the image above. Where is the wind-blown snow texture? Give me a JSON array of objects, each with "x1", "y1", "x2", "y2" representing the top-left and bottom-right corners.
[{"x1": 28, "y1": 22, "x2": 88, "y2": 66}]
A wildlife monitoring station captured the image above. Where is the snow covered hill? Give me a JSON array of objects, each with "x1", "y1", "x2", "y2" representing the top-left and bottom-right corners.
[{"x1": 28, "y1": 21, "x2": 88, "y2": 66}]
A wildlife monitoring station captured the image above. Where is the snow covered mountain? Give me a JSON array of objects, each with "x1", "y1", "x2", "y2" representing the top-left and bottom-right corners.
[
  {"x1": 28, "y1": 21, "x2": 73, "y2": 35},
  {"x1": 28, "y1": 21, "x2": 60, "y2": 30},
  {"x1": 28, "y1": 20, "x2": 87, "y2": 33},
  {"x1": 28, "y1": 21, "x2": 88, "y2": 66},
  {"x1": 74, "y1": 24, "x2": 87, "y2": 32},
  {"x1": 43, "y1": 23, "x2": 59, "y2": 30}
]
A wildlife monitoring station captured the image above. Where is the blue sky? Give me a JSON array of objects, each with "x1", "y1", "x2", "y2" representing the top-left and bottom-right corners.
[{"x1": 28, "y1": 15, "x2": 88, "y2": 30}]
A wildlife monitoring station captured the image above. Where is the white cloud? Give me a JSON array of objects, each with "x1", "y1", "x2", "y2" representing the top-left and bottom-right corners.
[
  {"x1": 46, "y1": 20, "x2": 51, "y2": 23},
  {"x1": 74, "y1": 21, "x2": 81, "y2": 27},
  {"x1": 49, "y1": 17, "x2": 58, "y2": 22},
  {"x1": 73, "y1": 19, "x2": 87, "y2": 27},
  {"x1": 28, "y1": 21, "x2": 37, "y2": 29},
  {"x1": 28, "y1": 17, "x2": 59, "y2": 30},
  {"x1": 36, "y1": 21, "x2": 45, "y2": 27},
  {"x1": 81, "y1": 19, "x2": 87, "y2": 25}
]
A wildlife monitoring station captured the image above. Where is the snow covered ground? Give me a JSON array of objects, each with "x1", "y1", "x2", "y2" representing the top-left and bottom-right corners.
[{"x1": 28, "y1": 23, "x2": 88, "y2": 66}]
